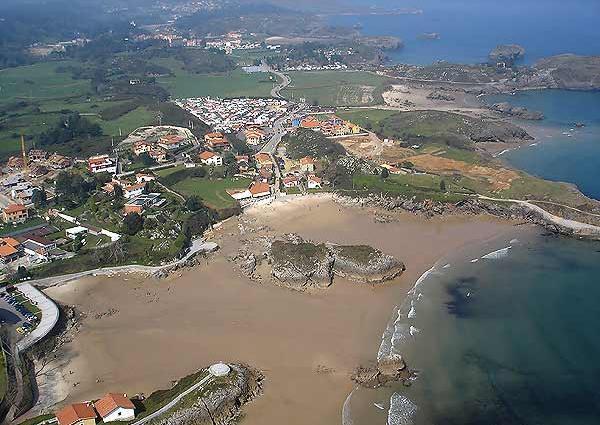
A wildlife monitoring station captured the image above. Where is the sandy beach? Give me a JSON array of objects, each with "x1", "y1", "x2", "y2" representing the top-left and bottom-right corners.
[{"x1": 38, "y1": 195, "x2": 523, "y2": 425}]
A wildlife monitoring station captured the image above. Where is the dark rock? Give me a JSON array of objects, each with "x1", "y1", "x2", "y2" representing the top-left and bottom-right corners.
[
  {"x1": 490, "y1": 102, "x2": 544, "y2": 120},
  {"x1": 427, "y1": 90, "x2": 456, "y2": 101},
  {"x1": 489, "y1": 44, "x2": 525, "y2": 66}
]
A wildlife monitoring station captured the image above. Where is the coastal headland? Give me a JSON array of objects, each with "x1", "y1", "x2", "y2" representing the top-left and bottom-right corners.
[{"x1": 34, "y1": 194, "x2": 522, "y2": 425}]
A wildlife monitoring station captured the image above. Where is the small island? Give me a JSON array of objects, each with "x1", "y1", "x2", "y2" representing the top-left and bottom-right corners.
[{"x1": 489, "y1": 44, "x2": 526, "y2": 66}]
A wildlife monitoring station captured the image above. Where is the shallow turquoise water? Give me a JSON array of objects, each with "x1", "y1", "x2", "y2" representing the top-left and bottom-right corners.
[
  {"x1": 347, "y1": 232, "x2": 600, "y2": 425},
  {"x1": 487, "y1": 90, "x2": 600, "y2": 200}
]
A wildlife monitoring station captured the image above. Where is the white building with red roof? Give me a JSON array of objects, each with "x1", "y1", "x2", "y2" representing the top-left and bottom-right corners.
[{"x1": 94, "y1": 393, "x2": 136, "y2": 422}]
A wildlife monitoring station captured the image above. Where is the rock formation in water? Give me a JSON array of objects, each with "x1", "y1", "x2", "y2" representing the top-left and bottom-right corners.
[
  {"x1": 489, "y1": 44, "x2": 525, "y2": 66},
  {"x1": 489, "y1": 102, "x2": 544, "y2": 120}
]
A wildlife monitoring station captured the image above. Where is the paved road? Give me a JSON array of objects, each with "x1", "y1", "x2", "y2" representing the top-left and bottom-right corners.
[
  {"x1": 28, "y1": 238, "x2": 217, "y2": 288},
  {"x1": 270, "y1": 69, "x2": 291, "y2": 99},
  {"x1": 131, "y1": 374, "x2": 213, "y2": 425}
]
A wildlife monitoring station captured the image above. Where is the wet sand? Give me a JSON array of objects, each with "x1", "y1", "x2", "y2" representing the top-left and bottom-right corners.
[{"x1": 41, "y1": 195, "x2": 522, "y2": 425}]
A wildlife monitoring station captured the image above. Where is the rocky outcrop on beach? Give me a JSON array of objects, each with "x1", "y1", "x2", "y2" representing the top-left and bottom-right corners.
[
  {"x1": 152, "y1": 364, "x2": 263, "y2": 425},
  {"x1": 489, "y1": 102, "x2": 544, "y2": 120},
  {"x1": 352, "y1": 355, "x2": 413, "y2": 389},
  {"x1": 327, "y1": 243, "x2": 405, "y2": 283},
  {"x1": 489, "y1": 44, "x2": 525, "y2": 66},
  {"x1": 268, "y1": 237, "x2": 404, "y2": 290}
]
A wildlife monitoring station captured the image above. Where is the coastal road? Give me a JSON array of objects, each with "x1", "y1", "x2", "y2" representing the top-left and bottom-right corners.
[{"x1": 131, "y1": 373, "x2": 213, "y2": 425}]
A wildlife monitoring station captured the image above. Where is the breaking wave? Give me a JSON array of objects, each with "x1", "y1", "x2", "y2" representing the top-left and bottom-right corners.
[
  {"x1": 387, "y1": 393, "x2": 418, "y2": 425},
  {"x1": 482, "y1": 246, "x2": 512, "y2": 260}
]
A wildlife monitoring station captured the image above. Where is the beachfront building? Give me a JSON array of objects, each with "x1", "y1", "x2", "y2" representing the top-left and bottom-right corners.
[
  {"x1": 88, "y1": 155, "x2": 117, "y2": 174},
  {"x1": 56, "y1": 403, "x2": 97, "y2": 425},
  {"x1": 95, "y1": 393, "x2": 136, "y2": 422},
  {"x1": 249, "y1": 182, "x2": 271, "y2": 198},
  {"x1": 0, "y1": 237, "x2": 22, "y2": 264},
  {"x1": 3, "y1": 204, "x2": 29, "y2": 224},
  {"x1": 307, "y1": 175, "x2": 322, "y2": 189},
  {"x1": 199, "y1": 151, "x2": 223, "y2": 166},
  {"x1": 282, "y1": 176, "x2": 300, "y2": 188}
]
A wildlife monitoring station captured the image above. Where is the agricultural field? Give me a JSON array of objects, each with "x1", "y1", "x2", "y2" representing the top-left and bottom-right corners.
[
  {"x1": 0, "y1": 61, "x2": 155, "y2": 159},
  {"x1": 282, "y1": 71, "x2": 390, "y2": 106},
  {"x1": 154, "y1": 58, "x2": 277, "y2": 99}
]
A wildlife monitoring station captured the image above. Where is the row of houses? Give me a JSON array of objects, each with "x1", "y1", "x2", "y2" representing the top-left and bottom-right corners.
[
  {"x1": 293, "y1": 115, "x2": 363, "y2": 137},
  {"x1": 56, "y1": 393, "x2": 136, "y2": 425},
  {"x1": 0, "y1": 227, "x2": 65, "y2": 264}
]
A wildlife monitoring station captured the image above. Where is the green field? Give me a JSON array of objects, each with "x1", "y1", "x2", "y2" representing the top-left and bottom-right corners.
[
  {"x1": 154, "y1": 59, "x2": 276, "y2": 98},
  {"x1": 282, "y1": 71, "x2": 390, "y2": 106},
  {"x1": 352, "y1": 173, "x2": 466, "y2": 202},
  {"x1": 173, "y1": 176, "x2": 252, "y2": 209},
  {"x1": 0, "y1": 61, "x2": 154, "y2": 158},
  {"x1": 336, "y1": 108, "x2": 397, "y2": 128}
]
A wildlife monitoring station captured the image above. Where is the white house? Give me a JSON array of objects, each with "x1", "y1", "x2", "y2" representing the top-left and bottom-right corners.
[
  {"x1": 95, "y1": 393, "x2": 136, "y2": 423},
  {"x1": 123, "y1": 183, "x2": 145, "y2": 199},
  {"x1": 88, "y1": 155, "x2": 117, "y2": 174},
  {"x1": 198, "y1": 151, "x2": 223, "y2": 166},
  {"x1": 66, "y1": 226, "x2": 88, "y2": 240},
  {"x1": 307, "y1": 175, "x2": 322, "y2": 189}
]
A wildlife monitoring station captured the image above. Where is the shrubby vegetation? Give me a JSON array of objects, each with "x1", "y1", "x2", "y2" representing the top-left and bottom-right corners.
[{"x1": 283, "y1": 128, "x2": 346, "y2": 160}]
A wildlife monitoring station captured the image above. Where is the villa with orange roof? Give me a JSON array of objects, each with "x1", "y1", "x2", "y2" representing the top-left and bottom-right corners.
[
  {"x1": 94, "y1": 393, "x2": 136, "y2": 422},
  {"x1": 2, "y1": 204, "x2": 29, "y2": 224},
  {"x1": 56, "y1": 403, "x2": 96, "y2": 425},
  {"x1": 198, "y1": 151, "x2": 223, "y2": 166}
]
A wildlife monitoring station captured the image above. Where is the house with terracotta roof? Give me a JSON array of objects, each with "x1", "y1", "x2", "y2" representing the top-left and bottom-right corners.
[
  {"x1": 204, "y1": 132, "x2": 231, "y2": 151},
  {"x1": 158, "y1": 134, "x2": 187, "y2": 150},
  {"x1": 300, "y1": 117, "x2": 320, "y2": 130},
  {"x1": 88, "y1": 155, "x2": 117, "y2": 174},
  {"x1": 249, "y1": 182, "x2": 271, "y2": 198},
  {"x1": 244, "y1": 128, "x2": 266, "y2": 145},
  {"x1": 0, "y1": 238, "x2": 21, "y2": 263},
  {"x1": 123, "y1": 183, "x2": 146, "y2": 199},
  {"x1": 3, "y1": 204, "x2": 29, "y2": 224},
  {"x1": 56, "y1": 403, "x2": 96, "y2": 425},
  {"x1": 282, "y1": 176, "x2": 300, "y2": 188},
  {"x1": 299, "y1": 156, "x2": 315, "y2": 173},
  {"x1": 149, "y1": 147, "x2": 167, "y2": 163},
  {"x1": 132, "y1": 141, "x2": 153, "y2": 156},
  {"x1": 95, "y1": 393, "x2": 136, "y2": 422},
  {"x1": 254, "y1": 153, "x2": 273, "y2": 169},
  {"x1": 198, "y1": 151, "x2": 223, "y2": 166},
  {"x1": 135, "y1": 172, "x2": 156, "y2": 184}
]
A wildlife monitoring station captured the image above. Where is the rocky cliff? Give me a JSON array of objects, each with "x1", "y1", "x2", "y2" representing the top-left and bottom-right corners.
[
  {"x1": 327, "y1": 243, "x2": 405, "y2": 283},
  {"x1": 152, "y1": 364, "x2": 263, "y2": 425},
  {"x1": 489, "y1": 102, "x2": 544, "y2": 120}
]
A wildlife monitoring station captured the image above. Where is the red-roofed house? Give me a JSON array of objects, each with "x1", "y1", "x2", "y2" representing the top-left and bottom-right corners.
[
  {"x1": 158, "y1": 134, "x2": 187, "y2": 150},
  {"x1": 95, "y1": 393, "x2": 136, "y2": 422},
  {"x1": 282, "y1": 176, "x2": 300, "y2": 188},
  {"x1": 198, "y1": 151, "x2": 223, "y2": 166},
  {"x1": 299, "y1": 156, "x2": 315, "y2": 173},
  {"x1": 123, "y1": 183, "x2": 146, "y2": 199},
  {"x1": 249, "y1": 182, "x2": 271, "y2": 198},
  {"x1": 205, "y1": 132, "x2": 231, "y2": 151},
  {"x1": 56, "y1": 403, "x2": 96, "y2": 425},
  {"x1": 3, "y1": 204, "x2": 28, "y2": 224}
]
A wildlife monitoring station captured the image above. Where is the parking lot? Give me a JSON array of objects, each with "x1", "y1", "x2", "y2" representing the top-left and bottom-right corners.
[{"x1": 0, "y1": 288, "x2": 41, "y2": 338}]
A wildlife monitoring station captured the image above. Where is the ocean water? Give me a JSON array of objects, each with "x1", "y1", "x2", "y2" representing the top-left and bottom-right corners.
[
  {"x1": 345, "y1": 231, "x2": 600, "y2": 425},
  {"x1": 486, "y1": 90, "x2": 600, "y2": 200},
  {"x1": 328, "y1": 0, "x2": 600, "y2": 65}
]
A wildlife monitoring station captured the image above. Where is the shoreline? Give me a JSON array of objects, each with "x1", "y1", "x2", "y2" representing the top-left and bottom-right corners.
[{"x1": 28, "y1": 195, "x2": 522, "y2": 425}]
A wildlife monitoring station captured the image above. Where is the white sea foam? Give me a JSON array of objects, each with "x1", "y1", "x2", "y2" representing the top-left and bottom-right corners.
[
  {"x1": 443, "y1": 263, "x2": 451, "y2": 269},
  {"x1": 374, "y1": 403, "x2": 385, "y2": 410},
  {"x1": 482, "y1": 246, "x2": 512, "y2": 260},
  {"x1": 470, "y1": 258, "x2": 479, "y2": 263},
  {"x1": 341, "y1": 388, "x2": 356, "y2": 425},
  {"x1": 387, "y1": 393, "x2": 418, "y2": 425},
  {"x1": 510, "y1": 238, "x2": 520, "y2": 244},
  {"x1": 407, "y1": 301, "x2": 416, "y2": 319},
  {"x1": 409, "y1": 326, "x2": 420, "y2": 336}
]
